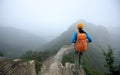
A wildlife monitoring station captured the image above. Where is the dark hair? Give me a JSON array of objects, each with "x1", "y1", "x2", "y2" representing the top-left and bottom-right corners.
[{"x1": 78, "y1": 28, "x2": 86, "y2": 33}]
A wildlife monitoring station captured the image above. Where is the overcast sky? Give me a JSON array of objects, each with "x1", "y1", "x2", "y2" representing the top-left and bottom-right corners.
[{"x1": 0, "y1": 0, "x2": 120, "y2": 40}]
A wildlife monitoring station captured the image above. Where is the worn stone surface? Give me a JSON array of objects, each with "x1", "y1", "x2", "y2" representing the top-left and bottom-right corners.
[
  {"x1": 0, "y1": 58, "x2": 36, "y2": 75},
  {"x1": 39, "y1": 45, "x2": 86, "y2": 75}
]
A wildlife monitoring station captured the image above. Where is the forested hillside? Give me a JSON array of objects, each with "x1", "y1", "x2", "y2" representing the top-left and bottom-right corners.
[{"x1": 0, "y1": 26, "x2": 45, "y2": 58}]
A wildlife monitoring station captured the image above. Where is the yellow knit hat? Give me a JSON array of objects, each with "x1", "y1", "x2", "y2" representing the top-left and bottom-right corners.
[{"x1": 77, "y1": 22, "x2": 84, "y2": 29}]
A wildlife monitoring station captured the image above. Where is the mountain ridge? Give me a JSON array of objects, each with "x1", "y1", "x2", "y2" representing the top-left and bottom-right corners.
[{"x1": 0, "y1": 26, "x2": 45, "y2": 58}]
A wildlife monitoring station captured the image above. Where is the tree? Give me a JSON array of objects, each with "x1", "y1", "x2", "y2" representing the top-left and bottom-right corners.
[{"x1": 103, "y1": 46, "x2": 120, "y2": 75}]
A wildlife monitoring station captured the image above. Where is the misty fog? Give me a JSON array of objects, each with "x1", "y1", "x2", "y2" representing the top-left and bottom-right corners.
[
  {"x1": 0, "y1": 1, "x2": 120, "y2": 74},
  {"x1": 0, "y1": 0, "x2": 120, "y2": 41}
]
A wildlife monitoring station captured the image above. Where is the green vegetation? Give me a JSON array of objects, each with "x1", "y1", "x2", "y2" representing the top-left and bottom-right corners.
[
  {"x1": 62, "y1": 52, "x2": 74, "y2": 66},
  {"x1": 83, "y1": 65, "x2": 103, "y2": 75},
  {"x1": 0, "y1": 51, "x2": 3, "y2": 56},
  {"x1": 103, "y1": 46, "x2": 120, "y2": 75},
  {"x1": 20, "y1": 50, "x2": 53, "y2": 74}
]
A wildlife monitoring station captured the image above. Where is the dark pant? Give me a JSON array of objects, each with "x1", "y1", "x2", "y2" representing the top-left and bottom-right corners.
[{"x1": 74, "y1": 51, "x2": 83, "y2": 71}]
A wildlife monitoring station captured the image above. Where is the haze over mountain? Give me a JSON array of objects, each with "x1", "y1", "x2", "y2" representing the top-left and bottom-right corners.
[
  {"x1": 0, "y1": 20, "x2": 119, "y2": 75},
  {"x1": 41, "y1": 20, "x2": 119, "y2": 51},
  {"x1": 39, "y1": 20, "x2": 120, "y2": 74},
  {"x1": 0, "y1": 26, "x2": 45, "y2": 58},
  {"x1": 0, "y1": 0, "x2": 120, "y2": 41}
]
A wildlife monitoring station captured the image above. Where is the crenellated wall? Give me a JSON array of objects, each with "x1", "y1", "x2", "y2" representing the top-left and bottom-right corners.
[{"x1": 0, "y1": 57, "x2": 36, "y2": 75}]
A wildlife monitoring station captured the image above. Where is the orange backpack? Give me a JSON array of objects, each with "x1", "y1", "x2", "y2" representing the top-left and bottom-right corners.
[{"x1": 74, "y1": 33, "x2": 88, "y2": 52}]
